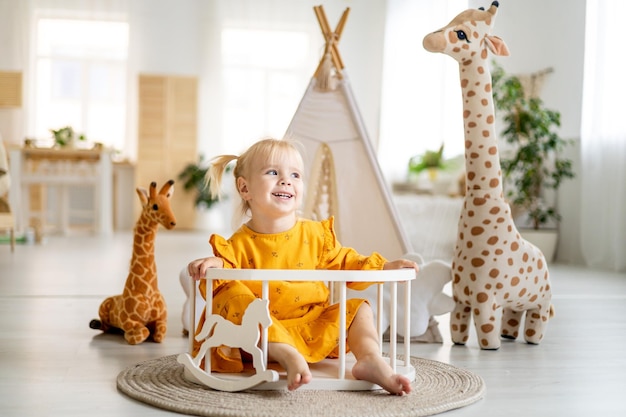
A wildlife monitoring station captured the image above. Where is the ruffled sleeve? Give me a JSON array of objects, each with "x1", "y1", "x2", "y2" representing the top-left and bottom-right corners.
[
  {"x1": 209, "y1": 234, "x2": 237, "y2": 269},
  {"x1": 318, "y1": 217, "x2": 387, "y2": 291}
]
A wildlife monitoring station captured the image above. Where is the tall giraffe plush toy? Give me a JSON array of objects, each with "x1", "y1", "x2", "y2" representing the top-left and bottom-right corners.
[
  {"x1": 423, "y1": 1, "x2": 552, "y2": 350},
  {"x1": 90, "y1": 180, "x2": 177, "y2": 345}
]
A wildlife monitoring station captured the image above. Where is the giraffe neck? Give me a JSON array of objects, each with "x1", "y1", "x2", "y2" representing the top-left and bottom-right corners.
[
  {"x1": 459, "y1": 63, "x2": 503, "y2": 197},
  {"x1": 127, "y1": 216, "x2": 158, "y2": 288}
]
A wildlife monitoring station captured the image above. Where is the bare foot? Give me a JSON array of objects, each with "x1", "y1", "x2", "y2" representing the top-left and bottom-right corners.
[
  {"x1": 269, "y1": 343, "x2": 313, "y2": 391},
  {"x1": 352, "y1": 354, "x2": 412, "y2": 395}
]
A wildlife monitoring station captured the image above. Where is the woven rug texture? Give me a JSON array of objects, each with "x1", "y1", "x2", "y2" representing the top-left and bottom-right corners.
[{"x1": 117, "y1": 355, "x2": 484, "y2": 417}]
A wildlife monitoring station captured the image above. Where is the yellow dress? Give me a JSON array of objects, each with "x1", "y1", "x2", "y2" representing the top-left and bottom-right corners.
[{"x1": 195, "y1": 217, "x2": 387, "y2": 372}]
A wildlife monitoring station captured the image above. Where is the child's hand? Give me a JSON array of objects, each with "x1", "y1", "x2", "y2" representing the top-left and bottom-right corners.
[
  {"x1": 383, "y1": 259, "x2": 419, "y2": 274},
  {"x1": 187, "y1": 257, "x2": 224, "y2": 281}
]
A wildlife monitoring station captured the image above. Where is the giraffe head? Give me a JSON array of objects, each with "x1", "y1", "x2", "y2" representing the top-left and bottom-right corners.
[
  {"x1": 136, "y1": 180, "x2": 177, "y2": 230},
  {"x1": 423, "y1": 1, "x2": 509, "y2": 63}
]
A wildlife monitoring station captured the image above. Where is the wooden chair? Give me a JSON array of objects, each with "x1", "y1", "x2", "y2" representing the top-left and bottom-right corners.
[{"x1": 178, "y1": 268, "x2": 415, "y2": 392}]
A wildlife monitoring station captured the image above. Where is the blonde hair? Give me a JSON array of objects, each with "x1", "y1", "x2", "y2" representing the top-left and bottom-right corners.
[{"x1": 206, "y1": 138, "x2": 305, "y2": 226}]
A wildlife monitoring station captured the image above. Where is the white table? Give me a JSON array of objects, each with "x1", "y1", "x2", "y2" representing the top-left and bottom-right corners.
[{"x1": 8, "y1": 147, "x2": 113, "y2": 235}]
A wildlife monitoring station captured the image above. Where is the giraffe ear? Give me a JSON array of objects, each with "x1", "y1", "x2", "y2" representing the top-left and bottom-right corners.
[
  {"x1": 485, "y1": 35, "x2": 510, "y2": 56},
  {"x1": 136, "y1": 187, "x2": 149, "y2": 205}
]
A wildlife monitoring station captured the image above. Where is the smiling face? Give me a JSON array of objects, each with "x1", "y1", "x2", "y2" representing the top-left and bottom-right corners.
[{"x1": 236, "y1": 144, "x2": 304, "y2": 231}]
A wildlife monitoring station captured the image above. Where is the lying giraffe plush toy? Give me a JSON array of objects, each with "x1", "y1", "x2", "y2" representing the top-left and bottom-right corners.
[
  {"x1": 89, "y1": 180, "x2": 177, "y2": 344},
  {"x1": 423, "y1": 1, "x2": 553, "y2": 349}
]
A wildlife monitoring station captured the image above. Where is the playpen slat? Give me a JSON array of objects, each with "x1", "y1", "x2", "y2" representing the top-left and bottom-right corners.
[{"x1": 389, "y1": 281, "x2": 397, "y2": 372}]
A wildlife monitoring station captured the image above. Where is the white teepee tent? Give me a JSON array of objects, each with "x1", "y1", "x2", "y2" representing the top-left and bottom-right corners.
[{"x1": 284, "y1": 6, "x2": 412, "y2": 260}]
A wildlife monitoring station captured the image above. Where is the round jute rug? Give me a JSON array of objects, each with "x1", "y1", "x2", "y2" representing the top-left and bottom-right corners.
[{"x1": 117, "y1": 355, "x2": 484, "y2": 417}]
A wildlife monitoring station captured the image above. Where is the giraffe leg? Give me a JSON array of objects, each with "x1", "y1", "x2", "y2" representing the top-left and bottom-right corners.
[
  {"x1": 523, "y1": 303, "x2": 552, "y2": 345},
  {"x1": 450, "y1": 301, "x2": 471, "y2": 345},
  {"x1": 151, "y1": 316, "x2": 167, "y2": 343},
  {"x1": 473, "y1": 303, "x2": 501, "y2": 350},
  {"x1": 124, "y1": 322, "x2": 151, "y2": 345},
  {"x1": 501, "y1": 308, "x2": 522, "y2": 340}
]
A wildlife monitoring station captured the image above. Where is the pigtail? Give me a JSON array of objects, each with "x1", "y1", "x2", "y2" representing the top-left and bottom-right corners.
[{"x1": 206, "y1": 154, "x2": 238, "y2": 200}]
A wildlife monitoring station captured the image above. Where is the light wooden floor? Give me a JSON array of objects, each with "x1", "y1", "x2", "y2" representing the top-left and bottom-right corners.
[{"x1": 1, "y1": 230, "x2": 625, "y2": 416}]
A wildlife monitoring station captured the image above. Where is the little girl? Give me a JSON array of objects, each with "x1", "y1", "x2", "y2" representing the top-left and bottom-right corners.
[{"x1": 187, "y1": 138, "x2": 418, "y2": 395}]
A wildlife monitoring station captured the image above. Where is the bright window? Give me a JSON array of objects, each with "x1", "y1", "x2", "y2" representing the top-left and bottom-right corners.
[
  {"x1": 220, "y1": 28, "x2": 312, "y2": 153},
  {"x1": 34, "y1": 18, "x2": 129, "y2": 151}
]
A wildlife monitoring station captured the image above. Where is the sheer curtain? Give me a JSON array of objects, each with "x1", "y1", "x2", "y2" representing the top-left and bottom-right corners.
[
  {"x1": 378, "y1": 0, "x2": 467, "y2": 183},
  {"x1": 580, "y1": 0, "x2": 626, "y2": 272}
]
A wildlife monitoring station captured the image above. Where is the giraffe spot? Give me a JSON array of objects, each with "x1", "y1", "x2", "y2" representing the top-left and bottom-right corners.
[
  {"x1": 481, "y1": 98, "x2": 489, "y2": 106},
  {"x1": 504, "y1": 292, "x2": 510, "y2": 299},
  {"x1": 476, "y1": 292, "x2": 489, "y2": 303},
  {"x1": 473, "y1": 197, "x2": 487, "y2": 206},
  {"x1": 537, "y1": 259, "x2": 544, "y2": 269},
  {"x1": 519, "y1": 288, "x2": 527, "y2": 297},
  {"x1": 485, "y1": 160, "x2": 492, "y2": 168},
  {"x1": 468, "y1": 121, "x2": 477, "y2": 128},
  {"x1": 460, "y1": 324, "x2": 468, "y2": 333},
  {"x1": 482, "y1": 219, "x2": 491, "y2": 225},
  {"x1": 481, "y1": 323, "x2": 495, "y2": 333},
  {"x1": 507, "y1": 318, "x2": 519, "y2": 328},
  {"x1": 496, "y1": 282, "x2": 503, "y2": 289},
  {"x1": 522, "y1": 253, "x2": 529, "y2": 262},
  {"x1": 481, "y1": 49, "x2": 489, "y2": 59},
  {"x1": 463, "y1": 109, "x2": 471, "y2": 117},
  {"x1": 507, "y1": 258, "x2": 514, "y2": 266},
  {"x1": 471, "y1": 226, "x2": 485, "y2": 236},
  {"x1": 471, "y1": 258, "x2": 485, "y2": 267},
  {"x1": 461, "y1": 79, "x2": 469, "y2": 88},
  {"x1": 480, "y1": 339, "x2": 490, "y2": 347},
  {"x1": 511, "y1": 276, "x2": 520, "y2": 286},
  {"x1": 526, "y1": 329, "x2": 537, "y2": 338},
  {"x1": 470, "y1": 152, "x2": 479, "y2": 159},
  {"x1": 468, "y1": 210, "x2": 475, "y2": 217},
  {"x1": 481, "y1": 250, "x2": 489, "y2": 256},
  {"x1": 488, "y1": 146, "x2": 497, "y2": 155},
  {"x1": 465, "y1": 140, "x2": 472, "y2": 148},
  {"x1": 489, "y1": 268, "x2": 500, "y2": 278},
  {"x1": 464, "y1": 286, "x2": 471, "y2": 296},
  {"x1": 485, "y1": 85, "x2": 492, "y2": 94},
  {"x1": 485, "y1": 283, "x2": 492, "y2": 289},
  {"x1": 487, "y1": 236, "x2": 498, "y2": 245},
  {"x1": 482, "y1": 130, "x2": 490, "y2": 138},
  {"x1": 463, "y1": 59, "x2": 473, "y2": 66},
  {"x1": 529, "y1": 294, "x2": 538, "y2": 302},
  {"x1": 467, "y1": 241, "x2": 473, "y2": 248},
  {"x1": 511, "y1": 242, "x2": 520, "y2": 251},
  {"x1": 453, "y1": 273, "x2": 461, "y2": 284},
  {"x1": 489, "y1": 178, "x2": 500, "y2": 187},
  {"x1": 489, "y1": 207, "x2": 501, "y2": 214},
  {"x1": 467, "y1": 172, "x2": 476, "y2": 181},
  {"x1": 495, "y1": 249, "x2": 504, "y2": 255}
]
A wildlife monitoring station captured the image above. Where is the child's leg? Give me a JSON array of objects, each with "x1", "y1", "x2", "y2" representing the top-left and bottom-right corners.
[
  {"x1": 348, "y1": 303, "x2": 413, "y2": 395},
  {"x1": 268, "y1": 342, "x2": 312, "y2": 391}
]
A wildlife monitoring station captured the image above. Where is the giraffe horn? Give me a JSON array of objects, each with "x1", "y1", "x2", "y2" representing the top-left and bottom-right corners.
[
  {"x1": 159, "y1": 179, "x2": 175, "y2": 198},
  {"x1": 488, "y1": 1, "x2": 499, "y2": 15}
]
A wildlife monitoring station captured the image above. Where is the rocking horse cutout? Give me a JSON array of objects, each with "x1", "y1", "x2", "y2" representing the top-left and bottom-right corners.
[
  {"x1": 177, "y1": 298, "x2": 279, "y2": 392},
  {"x1": 177, "y1": 268, "x2": 416, "y2": 392}
]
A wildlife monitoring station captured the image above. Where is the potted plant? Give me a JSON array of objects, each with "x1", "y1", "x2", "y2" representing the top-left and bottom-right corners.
[
  {"x1": 491, "y1": 62, "x2": 575, "y2": 260},
  {"x1": 51, "y1": 126, "x2": 86, "y2": 148},
  {"x1": 177, "y1": 156, "x2": 222, "y2": 210},
  {"x1": 408, "y1": 144, "x2": 445, "y2": 181}
]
